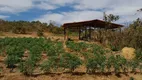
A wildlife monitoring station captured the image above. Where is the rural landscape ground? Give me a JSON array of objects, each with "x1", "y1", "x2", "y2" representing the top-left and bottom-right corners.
[{"x1": 0, "y1": 31, "x2": 141, "y2": 80}]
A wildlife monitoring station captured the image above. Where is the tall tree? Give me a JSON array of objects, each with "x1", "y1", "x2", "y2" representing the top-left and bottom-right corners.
[{"x1": 103, "y1": 12, "x2": 119, "y2": 28}]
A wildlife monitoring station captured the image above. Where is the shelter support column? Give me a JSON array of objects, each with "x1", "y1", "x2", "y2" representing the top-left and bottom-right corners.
[
  {"x1": 89, "y1": 26, "x2": 91, "y2": 39},
  {"x1": 119, "y1": 28, "x2": 122, "y2": 33},
  {"x1": 79, "y1": 27, "x2": 81, "y2": 40},
  {"x1": 85, "y1": 26, "x2": 87, "y2": 39},
  {"x1": 64, "y1": 27, "x2": 68, "y2": 40}
]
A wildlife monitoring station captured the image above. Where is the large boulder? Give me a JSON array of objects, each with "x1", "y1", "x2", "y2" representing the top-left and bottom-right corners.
[{"x1": 121, "y1": 47, "x2": 135, "y2": 60}]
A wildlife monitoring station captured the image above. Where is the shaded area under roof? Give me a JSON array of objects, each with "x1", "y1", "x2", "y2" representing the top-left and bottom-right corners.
[{"x1": 62, "y1": 19, "x2": 123, "y2": 29}]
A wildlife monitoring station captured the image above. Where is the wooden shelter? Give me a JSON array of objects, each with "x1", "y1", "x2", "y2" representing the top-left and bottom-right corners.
[{"x1": 62, "y1": 19, "x2": 123, "y2": 40}]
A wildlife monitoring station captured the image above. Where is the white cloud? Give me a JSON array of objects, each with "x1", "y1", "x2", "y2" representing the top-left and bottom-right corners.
[
  {"x1": 35, "y1": 0, "x2": 142, "y2": 25},
  {"x1": 0, "y1": 0, "x2": 33, "y2": 13},
  {"x1": 35, "y1": 10, "x2": 103, "y2": 24},
  {"x1": 74, "y1": 0, "x2": 110, "y2": 10},
  {"x1": 0, "y1": 0, "x2": 141, "y2": 25},
  {"x1": 33, "y1": 0, "x2": 76, "y2": 10},
  {"x1": 0, "y1": 15, "x2": 9, "y2": 19},
  {"x1": 36, "y1": 2, "x2": 57, "y2": 10}
]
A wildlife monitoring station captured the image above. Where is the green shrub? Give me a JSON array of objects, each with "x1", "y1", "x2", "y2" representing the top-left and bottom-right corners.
[
  {"x1": 46, "y1": 42, "x2": 64, "y2": 56},
  {"x1": 86, "y1": 53, "x2": 106, "y2": 73},
  {"x1": 93, "y1": 44, "x2": 105, "y2": 55},
  {"x1": 130, "y1": 60, "x2": 139, "y2": 72},
  {"x1": 6, "y1": 46, "x2": 24, "y2": 57},
  {"x1": 19, "y1": 57, "x2": 36, "y2": 76},
  {"x1": 5, "y1": 55, "x2": 20, "y2": 72},
  {"x1": 60, "y1": 53, "x2": 82, "y2": 72},
  {"x1": 40, "y1": 56, "x2": 60, "y2": 73},
  {"x1": 66, "y1": 41, "x2": 88, "y2": 52},
  {"x1": 86, "y1": 58, "x2": 98, "y2": 73},
  {"x1": 29, "y1": 45, "x2": 43, "y2": 62},
  {"x1": 5, "y1": 46, "x2": 24, "y2": 72},
  {"x1": 135, "y1": 49, "x2": 142, "y2": 61},
  {"x1": 37, "y1": 29, "x2": 44, "y2": 37}
]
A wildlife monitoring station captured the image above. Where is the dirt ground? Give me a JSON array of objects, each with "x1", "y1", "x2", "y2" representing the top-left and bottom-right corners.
[
  {"x1": 0, "y1": 32, "x2": 79, "y2": 42},
  {"x1": 0, "y1": 32, "x2": 142, "y2": 80},
  {"x1": 0, "y1": 72, "x2": 142, "y2": 80}
]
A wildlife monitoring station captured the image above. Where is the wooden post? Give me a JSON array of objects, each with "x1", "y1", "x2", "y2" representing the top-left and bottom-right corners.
[
  {"x1": 119, "y1": 28, "x2": 122, "y2": 33},
  {"x1": 64, "y1": 27, "x2": 67, "y2": 40},
  {"x1": 85, "y1": 26, "x2": 87, "y2": 39},
  {"x1": 89, "y1": 26, "x2": 91, "y2": 39},
  {"x1": 79, "y1": 27, "x2": 81, "y2": 40}
]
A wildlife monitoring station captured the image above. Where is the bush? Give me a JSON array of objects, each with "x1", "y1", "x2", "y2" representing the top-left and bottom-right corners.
[
  {"x1": 93, "y1": 44, "x2": 105, "y2": 55},
  {"x1": 5, "y1": 46, "x2": 24, "y2": 72},
  {"x1": 5, "y1": 55, "x2": 20, "y2": 72},
  {"x1": 46, "y1": 42, "x2": 64, "y2": 56},
  {"x1": 66, "y1": 41, "x2": 89, "y2": 52},
  {"x1": 86, "y1": 53, "x2": 106, "y2": 73},
  {"x1": 19, "y1": 57, "x2": 36, "y2": 76},
  {"x1": 135, "y1": 49, "x2": 142, "y2": 61},
  {"x1": 37, "y1": 29, "x2": 44, "y2": 37},
  {"x1": 40, "y1": 56, "x2": 60, "y2": 73},
  {"x1": 29, "y1": 45, "x2": 43, "y2": 62},
  {"x1": 60, "y1": 53, "x2": 82, "y2": 72}
]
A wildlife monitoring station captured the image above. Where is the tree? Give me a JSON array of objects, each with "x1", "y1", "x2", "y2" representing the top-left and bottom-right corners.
[
  {"x1": 103, "y1": 12, "x2": 121, "y2": 49},
  {"x1": 103, "y1": 12, "x2": 119, "y2": 24}
]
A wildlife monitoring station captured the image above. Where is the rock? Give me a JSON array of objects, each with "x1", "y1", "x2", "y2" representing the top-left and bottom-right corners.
[{"x1": 121, "y1": 47, "x2": 135, "y2": 60}]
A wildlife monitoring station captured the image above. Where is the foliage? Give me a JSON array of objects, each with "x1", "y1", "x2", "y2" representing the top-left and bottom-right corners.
[
  {"x1": 66, "y1": 41, "x2": 89, "y2": 52},
  {"x1": 19, "y1": 57, "x2": 36, "y2": 76},
  {"x1": 37, "y1": 29, "x2": 44, "y2": 37},
  {"x1": 46, "y1": 42, "x2": 64, "y2": 56},
  {"x1": 93, "y1": 44, "x2": 106, "y2": 55},
  {"x1": 0, "y1": 37, "x2": 142, "y2": 74},
  {"x1": 40, "y1": 56, "x2": 60, "y2": 73},
  {"x1": 103, "y1": 12, "x2": 119, "y2": 23},
  {"x1": 0, "y1": 19, "x2": 64, "y2": 35},
  {"x1": 60, "y1": 53, "x2": 82, "y2": 72},
  {"x1": 86, "y1": 53, "x2": 106, "y2": 73},
  {"x1": 5, "y1": 46, "x2": 24, "y2": 72},
  {"x1": 108, "y1": 18, "x2": 142, "y2": 51},
  {"x1": 130, "y1": 60, "x2": 139, "y2": 72},
  {"x1": 29, "y1": 45, "x2": 43, "y2": 62},
  {"x1": 135, "y1": 49, "x2": 142, "y2": 61}
]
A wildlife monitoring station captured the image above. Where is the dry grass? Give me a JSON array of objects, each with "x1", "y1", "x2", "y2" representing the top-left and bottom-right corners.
[{"x1": 121, "y1": 47, "x2": 136, "y2": 60}]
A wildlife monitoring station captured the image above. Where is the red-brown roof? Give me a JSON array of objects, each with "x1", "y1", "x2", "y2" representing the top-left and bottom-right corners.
[{"x1": 62, "y1": 19, "x2": 123, "y2": 29}]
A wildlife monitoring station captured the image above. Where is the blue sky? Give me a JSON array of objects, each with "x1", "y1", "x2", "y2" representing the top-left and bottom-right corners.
[{"x1": 0, "y1": 0, "x2": 142, "y2": 25}]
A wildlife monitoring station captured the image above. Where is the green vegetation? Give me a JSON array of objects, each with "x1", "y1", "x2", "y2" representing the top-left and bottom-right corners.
[
  {"x1": 0, "y1": 37, "x2": 141, "y2": 76},
  {"x1": 0, "y1": 20, "x2": 64, "y2": 35},
  {"x1": 60, "y1": 53, "x2": 82, "y2": 72},
  {"x1": 5, "y1": 46, "x2": 24, "y2": 72},
  {"x1": 66, "y1": 41, "x2": 89, "y2": 52}
]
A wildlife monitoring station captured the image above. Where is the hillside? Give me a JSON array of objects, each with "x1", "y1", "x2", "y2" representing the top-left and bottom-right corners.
[{"x1": 0, "y1": 36, "x2": 141, "y2": 80}]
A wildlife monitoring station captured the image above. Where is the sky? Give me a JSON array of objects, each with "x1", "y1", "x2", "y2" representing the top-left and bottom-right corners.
[{"x1": 0, "y1": 0, "x2": 142, "y2": 25}]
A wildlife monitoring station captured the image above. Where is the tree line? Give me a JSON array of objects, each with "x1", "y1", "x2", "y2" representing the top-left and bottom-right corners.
[{"x1": 0, "y1": 19, "x2": 63, "y2": 36}]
